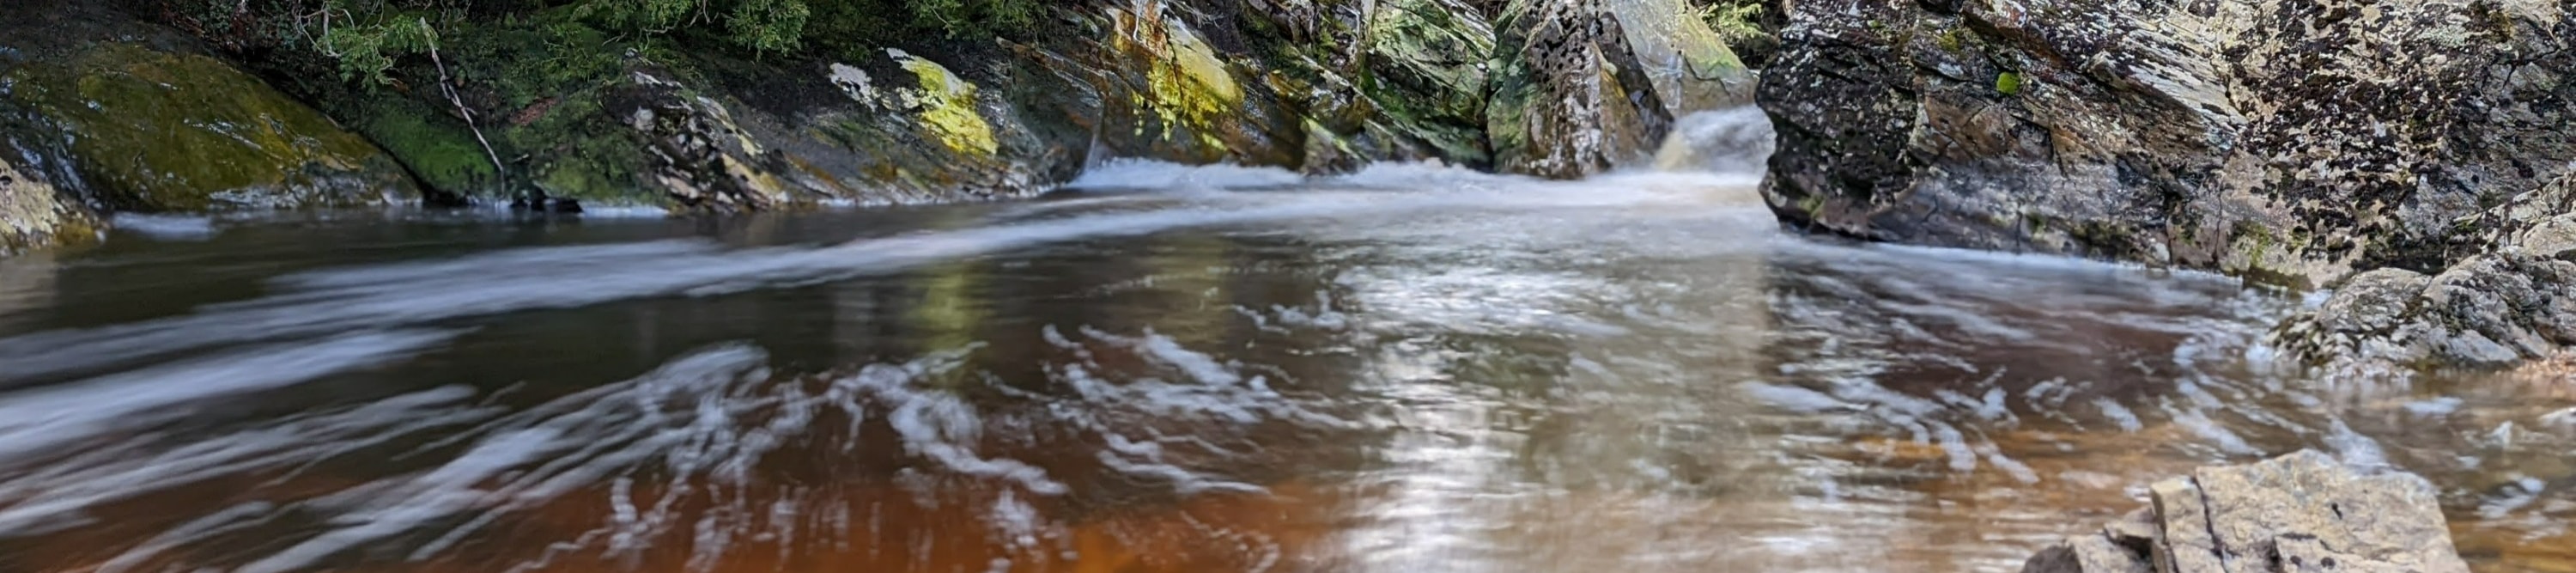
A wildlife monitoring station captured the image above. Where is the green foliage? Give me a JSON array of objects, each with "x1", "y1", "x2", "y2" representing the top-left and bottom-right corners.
[
  {"x1": 1995, "y1": 70, "x2": 2023, "y2": 95},
  {"x1": 575, "y1": 0, "x2": 807, "y2": 54},
  {"x1": 161, "y1": 0, "x2": 1049, "y2": 92},
  {"x1": 902, "y1": 0, "x2": 1039, "y2": 39},
  {"x1": 314, "y1": 11, "x2": 442, "y2": 86},
  {"x1": 580, "y1": 0, "x2": 702, "y2": 34},
  {"x1": 1695, "y1": 1, "x2": 1769, "y2": 46},
  {"x1": 724, "y1": 0, "x2": 811, "y2": 55}
]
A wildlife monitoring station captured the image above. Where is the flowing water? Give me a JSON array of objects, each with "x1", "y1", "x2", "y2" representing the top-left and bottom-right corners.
[{"x1": 0, "y1": 111, "x2": 2572, "y2": 572}]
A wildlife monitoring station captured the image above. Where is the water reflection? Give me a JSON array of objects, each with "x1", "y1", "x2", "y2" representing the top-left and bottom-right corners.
[{"x1": 0, "y1": 161, "x2": 2567, "y2": 573}]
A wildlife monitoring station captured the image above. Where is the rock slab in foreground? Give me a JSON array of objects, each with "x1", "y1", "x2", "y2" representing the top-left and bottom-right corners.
[{"x1": 2023, "y1": 451, "x2": 2467, "y2": 573}]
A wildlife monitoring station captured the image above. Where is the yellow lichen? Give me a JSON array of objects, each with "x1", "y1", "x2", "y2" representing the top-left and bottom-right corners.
[
  {"x1": 889, "y1": 49, "x2": 1000, "y2": 155},
  {"x1": 1113, "y1": 5, "x2": 1243, "y2": 145}
]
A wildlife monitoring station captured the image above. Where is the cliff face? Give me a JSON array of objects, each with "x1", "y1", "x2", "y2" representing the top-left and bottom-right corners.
[{"x1": 1757, "y1": 0, "x2": 2573, "y2": 290}]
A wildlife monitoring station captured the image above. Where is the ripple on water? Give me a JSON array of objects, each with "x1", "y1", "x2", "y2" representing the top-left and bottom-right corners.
[{"x1": 0, "y1": 164, "x2": 2569, "y2": 573}]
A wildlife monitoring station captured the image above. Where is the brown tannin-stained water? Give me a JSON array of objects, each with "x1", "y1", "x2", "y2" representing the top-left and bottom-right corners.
[{"x1": 0, "y1": 112, "x2": 2571, "y2": 573}]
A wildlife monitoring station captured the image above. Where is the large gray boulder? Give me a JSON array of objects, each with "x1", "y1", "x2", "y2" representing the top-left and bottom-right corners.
[
  {"x1": 2022, "y1": 451, "x2": 2469, "y2": 573},
  {"x1": 1758, "y1": 0, "x2": 2573, "y2": 290}
]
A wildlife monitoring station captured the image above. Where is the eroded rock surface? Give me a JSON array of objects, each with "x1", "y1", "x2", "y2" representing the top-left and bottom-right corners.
[
  {"x1": 1759, "y1": 0, "x2": 2574, "y2": 290},
  {"x1": 2270, "y1": 172, "x2": 2576, "y2": 372},
  {"x1": 0, "y1": 155, "x2": 96, "y2": 254},
  {"x1": 325, "y1": 0, "x2": 1757, "y2": 210},
  {"x1": 2022, "y1": 451, "x2": 2468, "y2": 573}
]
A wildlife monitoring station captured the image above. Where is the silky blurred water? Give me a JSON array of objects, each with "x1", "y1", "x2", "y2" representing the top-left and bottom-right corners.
[{"x1": 0, "y1": 113, "x2": 2568, "y2": 573}]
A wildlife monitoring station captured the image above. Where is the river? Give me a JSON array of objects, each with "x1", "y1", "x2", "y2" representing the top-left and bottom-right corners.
[{"x1": 0, "y1": 111, "x2": 2568, "y2": 572}]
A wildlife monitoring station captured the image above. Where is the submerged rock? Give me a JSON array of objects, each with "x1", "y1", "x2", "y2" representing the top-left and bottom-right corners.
[
  {"x1": 1758, "y1": 0, "x2": 2573, "y2": 290},
  {"x1": 2022, "y1": 450, "x2": 2469, "y2": 573}
]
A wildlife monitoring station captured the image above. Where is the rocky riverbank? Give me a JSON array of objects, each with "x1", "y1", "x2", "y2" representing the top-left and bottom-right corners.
[
  {"x1": 1753, "y1": 0, "x2": 2573, "y2": 374},
  {"x1": 0, "y1": 0, "x2": 1757, "y2": 254}
]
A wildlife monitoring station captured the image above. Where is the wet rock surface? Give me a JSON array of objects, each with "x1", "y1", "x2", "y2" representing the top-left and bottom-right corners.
[
  {"x1": 316, "y1": 0, "x2": 1757, "y2": 211},
  {"x1": 2022, "y1": 450, "x2": 2469, "y2": 573},
  {"x1": 1758, "y1": 0, "x2": 2575, "y2": 290},
  {"x1": 0, "y1": 155, "x2": 96, "y2": 255},
  {"x1": 2270, "y1": 172, "x2": 2576, "y2": 372},
  {"x1": 0, "y1": 1, "x2": 423, "y2": 213}
]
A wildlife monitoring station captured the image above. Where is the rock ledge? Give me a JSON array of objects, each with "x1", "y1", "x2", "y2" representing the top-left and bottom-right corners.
[{"x1": 2022, "y1": 450, "x2": 2467, "y2": 573}]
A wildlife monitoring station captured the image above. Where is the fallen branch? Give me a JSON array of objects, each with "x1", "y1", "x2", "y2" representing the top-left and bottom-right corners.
[{"x1": 422, "y1": 17, "x2": 507, "y2": 186}]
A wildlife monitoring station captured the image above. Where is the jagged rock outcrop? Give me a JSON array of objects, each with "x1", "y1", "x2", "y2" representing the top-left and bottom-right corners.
[
  {"x1": 1488, "y1": 0, "x2": 1682, "y2": 178},
  {"x1": 2270, "y1": 173, "x2": 2576, "y2": 372},
  {"x1": 2022, "y1": 450, "x2": 2469, "y2": 573},
  {"x1": 1759, "y1": 0, "x2": 2573, "y2": 290},
  {"x1": 0, "y1": 0, "x2": 1754, "y2": 244},
  {"x1": 331, "y1": 0, "x2": 1756, "y2": 210}
]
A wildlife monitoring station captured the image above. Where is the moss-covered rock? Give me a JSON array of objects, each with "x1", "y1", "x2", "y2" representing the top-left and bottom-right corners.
[
  {"x1": 0, "y1": 43, "x2": 422, "y2": 211},
  {"x1": 196, "y1": 0, "x2": 1756, "y2": 211},
  {"x1": 349, "y1": 97, "x2": 501, "y2": 197}
]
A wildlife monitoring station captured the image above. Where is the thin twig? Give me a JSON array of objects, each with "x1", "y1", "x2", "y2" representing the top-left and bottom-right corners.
[{"x1": 425, "y1": 18, "x2": 507, "y2": 183}]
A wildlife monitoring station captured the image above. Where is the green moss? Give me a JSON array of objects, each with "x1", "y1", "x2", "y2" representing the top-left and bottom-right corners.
[
  {"x1": 1694, "y1": 1, "x2": 1770, "y2": 49},
  {"x1": 532, "y1": 154, "x2": 634, "y2": 202},
  {"x1": 1996, "y1": 71, "x2": 2024, "y2": 95},
  {"x1": 3, "y1": 43, "x2": 415, "y2": 210},
  {"x1": 354, "y1": 98, "x2": 499, "y2": 194},
  {"x1": 1936, "y1": 28, "x2": 1970, "y2": 52},
  {"x1": 2022, "y1": 210, "x2": 2051, "y2": 232}
]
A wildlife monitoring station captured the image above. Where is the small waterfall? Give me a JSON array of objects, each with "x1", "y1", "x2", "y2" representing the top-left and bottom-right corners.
[{"x1": 1651, "y1": 107, "x2": 1777, "y2": 176}]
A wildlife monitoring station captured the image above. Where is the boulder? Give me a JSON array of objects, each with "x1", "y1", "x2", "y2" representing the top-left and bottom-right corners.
[
  {"x1": 2269, "y1": 170, "x2": 2576, "y2": 372},
  {"x1": 1758, "y1": 0, "x2": 2574, "y2": 290},
  {"x1": 0, "y1": 41, "x2": 425, "y2": 211},
  {"x1": 2270, "y1": 253, "x2": 2576, "y2": 372},
  {"x1": 2023, "y1": 450, "x2": 2469, "y2": 573}
]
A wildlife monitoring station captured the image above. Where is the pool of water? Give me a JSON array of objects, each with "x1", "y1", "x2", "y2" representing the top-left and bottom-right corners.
[{"x1": 0, "y1": 154, "x2": 2568, "y2": 572}]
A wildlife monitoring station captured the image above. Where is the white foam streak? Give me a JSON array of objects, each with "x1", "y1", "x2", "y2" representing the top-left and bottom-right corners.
[
  {"x1": 112, "y1": 213, "x2": 219, "y2": 241},
  {"x1": 0, "y1": 180, "x2": 1731, "y2": 385},
  {"x1": 0, "y1": 331, "x2": 456, "y2": 467},
  {"x1": 240, "y1": 430, "x2": 559, "y2": 573},
  {"x1": 1063, "y1": 159, "x2": 1304, "y2": 190}
]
